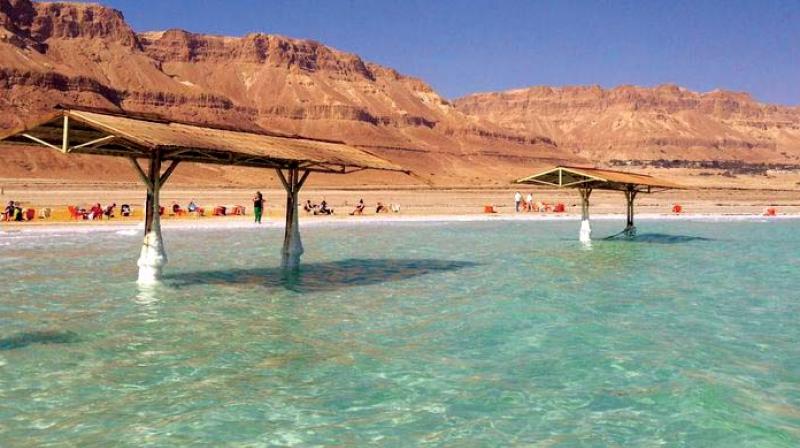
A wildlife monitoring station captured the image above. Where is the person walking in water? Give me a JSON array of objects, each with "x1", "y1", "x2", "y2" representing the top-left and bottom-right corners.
[
  {"x1": 514, "y1": 191, "x2": 522, "y2": 212},
  {"x1": 253, "y1": 191, "x2": 264, "y2": 224}
]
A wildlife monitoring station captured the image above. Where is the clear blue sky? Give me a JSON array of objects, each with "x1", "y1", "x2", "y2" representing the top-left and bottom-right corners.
[{"x1": 76, "y1": 0, "x2": 799, "y2": 104}]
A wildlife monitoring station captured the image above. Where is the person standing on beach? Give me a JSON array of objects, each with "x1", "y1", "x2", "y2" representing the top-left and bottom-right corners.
[
  {"x1": 253, "y1": 191, "x2": 264, "y2": 224},
  {"x1": 514, "y1": 191, "x2": 522, "y2": 212},
  {"x1": 526, "y1": 192, "x2": 533, "y2": 212}
]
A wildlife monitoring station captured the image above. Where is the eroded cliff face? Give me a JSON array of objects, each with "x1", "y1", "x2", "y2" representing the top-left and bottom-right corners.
[
  {"x1": 0, "y1": 0, "x2": 569, "y2": 186},
  {"x1": 455, "y1": 85, "x2": 800, "y2": 166}
]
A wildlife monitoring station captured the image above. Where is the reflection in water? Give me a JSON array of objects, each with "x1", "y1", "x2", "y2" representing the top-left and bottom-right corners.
[
  {"x1": 0, "y1": 330, "x2": 80, "y2": 351},
  {"x1": 135, "y1": 283, "x2": 160, "y2": 306},
  {"x1": 165, "y1": 258, "x2": 478, "y2": 293}
]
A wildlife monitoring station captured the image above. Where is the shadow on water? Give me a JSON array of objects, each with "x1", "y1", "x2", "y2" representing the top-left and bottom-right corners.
[
  {"x1": 165, "y1": 258, "x2": 478, "y2": 293},
  {"x1": 0, "y1": 330, "x2": 80, "y2": 351},
  {"x1": 607, "y1": 233, "x2": 713, "y2": 244}
]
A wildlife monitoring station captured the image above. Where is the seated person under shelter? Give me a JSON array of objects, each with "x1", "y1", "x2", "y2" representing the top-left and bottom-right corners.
[
  {"x1": 3, "y1": 201, "x2": 14, "y2": 221},
  {"x1": 318, "y1": 200, "x2": 333, "y2": 215},
  {"x1": 13, "y1": 202, "x2": 24, "y2": 221},
  {"x1": 376, "y1": 202, "x2": 388, "y2": 213},
  {"x1": 349, "y1": 199, "x2": 366, "y2": 215},
  {"x1": 120, "y1": 204, "x2": 131, "y2": 217},
  {"x1": 187, "y1": 200, "x2": 198, "y2": 213},
  {"x1": 104, "y1": 203, "x2": 117, "y2": 219},
  {"x1": 172, "y1": 202, "x2": 186, "y2": 216},
  {"x1": 88, "y1": 203, "x2": 104, "y2": 220}
]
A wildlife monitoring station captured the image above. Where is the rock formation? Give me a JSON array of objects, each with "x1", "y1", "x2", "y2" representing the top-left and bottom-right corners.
[
  {"x1": 455, "y1": 85, "x2": 800, "y2": 170},
  {"x1": 0, "y1": 0, "x2": 568, "y2": 186}
]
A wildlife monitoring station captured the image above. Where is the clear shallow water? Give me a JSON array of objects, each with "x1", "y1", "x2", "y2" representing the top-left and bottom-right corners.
[{"x1": 1, "y1": 219, "x2": 799, "y2": 446}]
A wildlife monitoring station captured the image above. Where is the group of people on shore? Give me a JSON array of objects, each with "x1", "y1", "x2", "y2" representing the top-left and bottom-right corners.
[
  {"x1": 303, "y1": 199, "x2": 334, "y2": 215},
  {"x1": 2, "y1": 201, "x2": 25, "y2": 221},
  {"x1": 349, "y1": 199, "x2": 399, "y2": 215},
  {"x1": 301, "y1": 197, "x2": 399, "y2": 216},
  {"x1": 76, "y1": 203, "x2": 121, "y2": 220},
  {"x1": 513, "y1": 191, "x2": 562, "y2": 213}
]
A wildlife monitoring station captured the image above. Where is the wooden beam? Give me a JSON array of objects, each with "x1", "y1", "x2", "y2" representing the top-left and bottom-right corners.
[
  {"x1": 275, "y1": 168, "x2": 290, "y2": 193},
  {"x1": 159, "y1": 160, "x2": 180, "y2": 185},
  {"x1": 129, "y1": 157, "x2": 153, "y2": 192},
  {"x1": 21, "y1": 134, "x2": 61, "y2": 151},
  {"x1": 296, "y1": 169, "x2": 311, "y2": 190},
  {"x1": 69, "y1": 135, "x2": 116, "y2": 151},
  {"x1": 62, "y1": 115, "x2": 69, "y2": 153}
]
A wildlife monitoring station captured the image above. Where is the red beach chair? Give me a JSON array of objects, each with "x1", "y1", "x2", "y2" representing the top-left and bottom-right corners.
[
  {"x1": 213, "y1": 206, "x2": 227, "y2": 216},
  {"x1": 68, "y1": 206, "x2": 82, "y2": 220},
  {"x1": 24, "y1": 208, "x2": 35, "y2": 221}
]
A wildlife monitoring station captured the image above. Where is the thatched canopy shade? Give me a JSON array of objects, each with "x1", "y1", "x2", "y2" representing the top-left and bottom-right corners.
[
  {"x1": 515, "y1": 166, "x2": 683, "y2": 192},
  {"x1": 0, "y1": 109, "x2": 407, "y2": 174}
]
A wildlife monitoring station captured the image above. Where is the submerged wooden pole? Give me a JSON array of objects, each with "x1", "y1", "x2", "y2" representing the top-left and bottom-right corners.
[
  {"x1": 130, "y1": 154, "x2": 179, "y2": 283},
  {"x1": 277, "y1": 166, "x2": 309, "y2": 269},
  {"x1": 137, "y1": 152, "x2": 167, "y2": 284},
  {"x1": 578, "y1": 187, "x2": 592, "y2": 243},
  {"x1": 623, "y1": 185, "x2": 638, "y2": 238}
]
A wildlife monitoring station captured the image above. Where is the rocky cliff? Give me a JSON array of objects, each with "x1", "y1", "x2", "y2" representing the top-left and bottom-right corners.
[
  {"x1": 455, "y1": 85, "x2": 800, "y2": 169},
  {"x1": 0, "y1": 0, "x2": 569, "y2": 186}
]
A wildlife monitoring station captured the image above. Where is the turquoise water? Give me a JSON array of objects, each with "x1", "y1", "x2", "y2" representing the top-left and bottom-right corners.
[{"x1": 1, "y1": 219, "x2": 799, "y2": 446}]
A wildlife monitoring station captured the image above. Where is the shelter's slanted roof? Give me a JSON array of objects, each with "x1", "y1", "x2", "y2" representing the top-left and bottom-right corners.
[
  {"x1": 515, "y1": 165, "x2": 682, "y2": 192},
  {"x1": 0, "y1": 108, "x2": 407, "y2": 174}
]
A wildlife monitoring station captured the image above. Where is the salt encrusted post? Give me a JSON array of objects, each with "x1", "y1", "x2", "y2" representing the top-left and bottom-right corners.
[
  {"x1": 277, "y1": 166, "x2": 310, "y2": 269},
  {"x1": 623, "y1": 185, "x2": 638, "y2": 238},
  {"x1": 578, "y1": 186, "x2": 592, "y2": 244},
  {"x1": 130, "y1": 152, "x2": 179, "y2": 284}
]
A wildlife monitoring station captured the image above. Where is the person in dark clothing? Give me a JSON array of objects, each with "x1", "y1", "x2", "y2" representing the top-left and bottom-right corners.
[
  {"x1": 319, "y1": 200, "x2": 333, "y2": 215},
  {"x1": 3, "y1": 201, "x2": 14, "y2": 221},
  {"x1": 104, "y1": 203, "x2": 117, "y2": 219},
  {"x1": 253, "y1": 191, "x2": 264, "y2": 224}
]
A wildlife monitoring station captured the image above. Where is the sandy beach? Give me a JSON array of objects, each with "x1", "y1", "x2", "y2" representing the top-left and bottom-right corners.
[{"x1": 2, "y1": 184, "x2": 799, "y2": 231}]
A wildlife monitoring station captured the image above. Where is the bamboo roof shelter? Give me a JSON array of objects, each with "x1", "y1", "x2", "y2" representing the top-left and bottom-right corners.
[
  {"x1": 0, "y1": 108, "x2": 408, "y2": 283},
  {"x1": 515, "y1": 166, "x2": 683, "y2": 243}
]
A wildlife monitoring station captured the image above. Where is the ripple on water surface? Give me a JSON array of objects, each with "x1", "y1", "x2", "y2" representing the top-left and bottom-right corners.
[{"x1": 1, "y1": 220, "x2": 799, "y2": 446}]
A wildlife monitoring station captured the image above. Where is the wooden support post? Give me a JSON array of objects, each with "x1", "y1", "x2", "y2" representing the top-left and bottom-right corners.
[
  {"x1": 578, "y1": 187, "x2": 592, "y2": 243},
  {"x1": 623, "y1": 185, "x2": 638, "y2": 238},
  {"x1": 61, "y1": 115, "x2": 70, "y2": 153},
  {"x1": 136, "y1": 151, "x2": 174, "y2": 283},
  {"x1": 277, "y1": 166, "x2": 309, "y2": 269}
]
